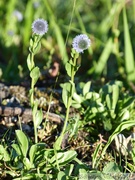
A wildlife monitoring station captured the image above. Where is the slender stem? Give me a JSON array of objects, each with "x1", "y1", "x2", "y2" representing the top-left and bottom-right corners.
[
  {"x1": 31, "y1": 53, "x2": 35, "y2": 70},
  {"x1": 30, "y1": 52, "x2": 35, "y2": 107},
  {"x1": 60, "y1": 97, "x2": 71, "y2": 140},
  {"x1": 33, "y1": 116, "x2": 37, "y2": 143},
  {"x1": 30, "y1": 81, "x2": 34, "y2": 108},
  {"x1": 60, "y1": 54, "x2": 77, "y2": 146},
  {"x1": 30, "y1": 52, "x2": 38, "y2": 143}
]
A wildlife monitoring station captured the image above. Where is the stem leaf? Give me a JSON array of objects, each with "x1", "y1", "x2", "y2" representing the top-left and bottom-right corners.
[{"x1": 30, "y1": 66, "x2": 40, "y2": 86}]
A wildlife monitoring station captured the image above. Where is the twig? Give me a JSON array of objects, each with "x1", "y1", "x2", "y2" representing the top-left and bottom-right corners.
[{"x1": 0, "y1": 106, "x2": 63, "y2": 124}]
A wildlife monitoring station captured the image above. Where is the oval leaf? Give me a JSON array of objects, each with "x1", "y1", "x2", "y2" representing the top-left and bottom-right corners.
[
  {"x1": 15, "y1": 130, "x2": 29, "y2": 157},
  {"x1": 83, "y1": 81, "x2": 91, "y2": 96}
]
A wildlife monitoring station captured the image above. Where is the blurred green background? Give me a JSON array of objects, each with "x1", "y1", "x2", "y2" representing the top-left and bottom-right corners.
[{"x1": 0, "y1": 0, "x2": 135, "y2": 85}]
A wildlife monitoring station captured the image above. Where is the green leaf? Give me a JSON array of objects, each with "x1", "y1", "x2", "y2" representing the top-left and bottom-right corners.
[
  {"x1": 91, "y1": 107, "x2": 98, "y2": 114},
  {"x1": 29, "y1": 36, "x2": 41, "y2": 54},
  {"x1": 62, "y1": 82, "x2": 72, "y2": 108},
  {"x1": 35, "y1": 109, "x2": 43, "y2": 128},
  {"x1": 15, "y1": 130, "x2": 29, "y2": 157},
  {"x1": 0, "y1": 145, "x2": 10, "y2": 161},
  {"x1": 50, "y1": 150, "x2": 63, "y2": 164},
  {"x1": 103, "y1": 119, "x2": 112, "y2": 131},
  {"x1": 65, "y1": 61, "x2": 72, "y2": 77},
  {"x1": 69, "y1": 115, "x2": 80, "y2": 138},
  {"x1": 12, "y1": 144, "x2": 22, "y2": 156},
  {"x1": 57, "y1": 171, "x2": 66, "y2": 180},
  {"x1": 123, "y1": 96, "x2": 135, "y2": 109},
  {"x1": 23, "y1": 157, "x2": 31, "y2": 170},
  {"x1": 72, "y1": 101, "x2": 82, "y2": 109},
  {"x1": 27, "y1": 54, "x2": 32, "y2": 71},
  {"x1": 29, "y1": 144, "x2": 37, "y2": 165},
  {"x1": 103, "y1": 162, "x2": 121, "y2": 173},
  {"x1": 50, "y1": 150, "x2": 77, "y2": 166},
  {"x1": 71, "y1": 48, "x2": 76, "y2": 58},
  {"x1": 29, "y1": 143, "x2": 47, "y2": 165},
  {"x1": 30, "y1": 38, "x2": 34, "y2": 47},
  {"x1": 83, "y1": 81, "x2": 91, "y2": 96},
  {"x1": 79, "y1": 169, "x2": 88, "y2": 180},
  {"x1": 33, "y1": 41, "x2": 41, "y2": 55},
  {"x1": 85, "y1": 92, "x2": 92, "y2": 99},
  {"x1": 112, "y1": 84, "x2": 119, "y2": 111},
  {"x1": 92, "y1": 143, "x2": 102, "y2": 169},
  {"x1": 74, "y1": 158, "x2": 89, "y2": 176},
  {"x1": 120, "y1": 110, "x2": 130, "y2": 121},
  {"x1": 32, "y1": 100, "x2": 38, "y2": 117},
  {"x1": 30, "y1": 66, "x2": 40, "y2": 86},
  {"x1": 73, "y1": 92, "x2": 82, "y2": 104},
  {"x1": 57, "y1": 150, "x2": 77, "y2": 165},
  {"x1": 64, "y1": 164, "x2": 74, "y2": 176},
  {"x1": 106, "y1": 94, "x2": 111, "y2": 110},
  {"x1": 53, "y1": 136, "x2": 63, "y2": 150}
]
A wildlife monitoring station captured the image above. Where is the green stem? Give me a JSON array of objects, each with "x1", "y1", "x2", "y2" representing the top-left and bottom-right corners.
[
  {"x1": 30, "y1": 81, "x2": 34, "y2": 107},
  {"x1": 29, "y1": 52, "x2": 35, "y2": 107},
  {"x1": 30, "y1": 52, "x2": 38, "y2": 143},
  {"x1": 31, "y1": 53, "x2": 35, "y2": 70},
  {"x1": 60, "y1": 54, "x2": 77, "y2": 146},
  {"x1": 33, "y1": 117, "x2": 38, "y2": 144}
]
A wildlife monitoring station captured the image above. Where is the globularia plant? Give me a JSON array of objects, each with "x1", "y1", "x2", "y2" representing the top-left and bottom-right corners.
[
  {"x1": 54, "y1": 34, "x2": 91, "y2": 149},
  {"x1": 27, "y1": 18, "x2": 48, "y2": 143}
]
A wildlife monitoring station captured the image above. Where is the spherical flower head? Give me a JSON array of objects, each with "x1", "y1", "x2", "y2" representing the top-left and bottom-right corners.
[
  {"x1": 72, "y1": 34, "x2": 91, "y2": 53},
  {"x1": 13, "y1": 10, "x2": 23, "y2": 22},
  {"x1": 32, "y1": 19, "x2": 48, "y2": 36}
]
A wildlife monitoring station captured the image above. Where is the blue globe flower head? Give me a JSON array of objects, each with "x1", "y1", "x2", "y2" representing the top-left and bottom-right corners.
[
  {"x1": 72, "y1": 34, "x2": 91, "y2": 53},
  {"x1": 32, "y1": 19, "x2": 48, "y2": 36},
  {"x1": 13, "y1": 10, "x2": 23, "y2": 22}
]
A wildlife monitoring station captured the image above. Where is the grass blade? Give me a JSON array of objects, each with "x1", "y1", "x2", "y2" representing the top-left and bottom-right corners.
[
  {"x1": 95, "y1": 38, "x2": 113, "y2": 76},
  {"x1": 22, "y1": 0, "x2": 34, "y2": 48},
  {"x1": 44, "y1": 0, "x2": 68, "y2": 64},
  {"x1": 123, "y1": 7, "x2": 135, "y2": 82}
]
